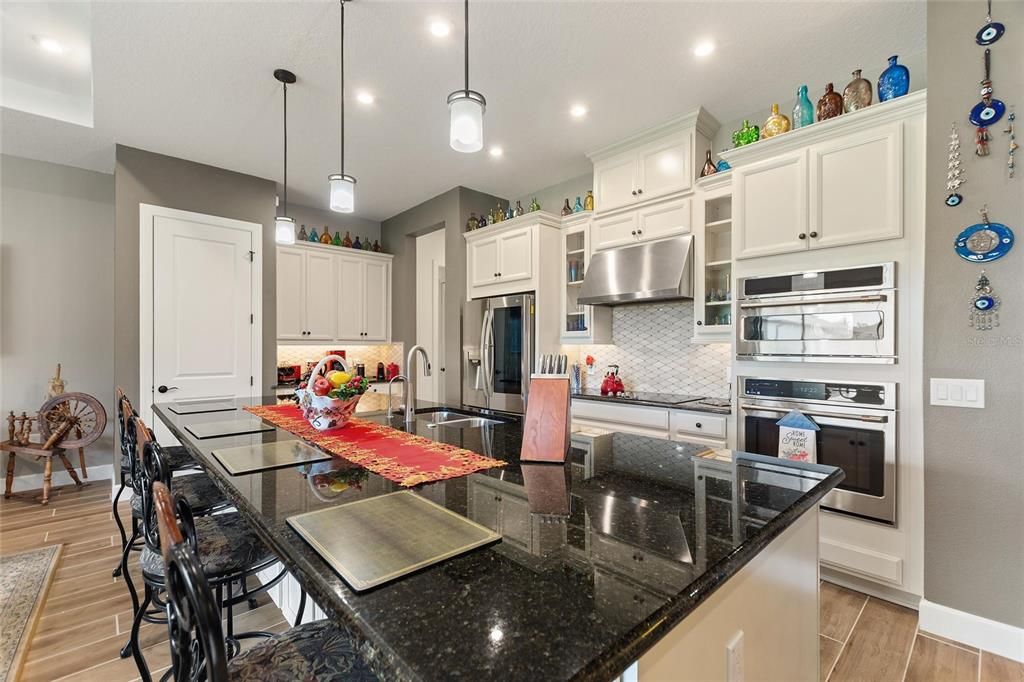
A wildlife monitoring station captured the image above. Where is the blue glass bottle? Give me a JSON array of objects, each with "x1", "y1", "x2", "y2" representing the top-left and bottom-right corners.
[
  {"x1": 878, "y1": 55, "x2": 909, "y2": 102},
  {"x1": 792, "y1": 85, "x2": 814, "y2": 129},
  {"x1": 352, "y1": 235, "x2": 362, "y2": 250},
  {"x1": 308, "y1": 227, "x2": 319, "y2": 243},
  {"x1": 573, "y1": 196, "x2": 584, "y2": 213}
]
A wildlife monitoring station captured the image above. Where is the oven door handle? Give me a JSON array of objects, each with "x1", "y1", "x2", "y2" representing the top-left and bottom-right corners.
[
  {"x1": 739, "y1": 294, "x2": 889, "y2": 309},
  {"x1": 739, "y1": 403, "x2": 889, "y2": 423}
]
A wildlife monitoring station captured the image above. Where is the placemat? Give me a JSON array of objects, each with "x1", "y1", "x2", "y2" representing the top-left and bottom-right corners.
[
  {"x1": 244, "y1": 404, "x2": 505, "y2": 487},
  {"x1": 185, "y1": 419, "x2": 274, "y2": 440},
  {"x1": 212, "y1": 440, "x2": 331, "y2": 475},
  {"x1": 168, "y1": 401, "x2": 238, "y2": 415}
]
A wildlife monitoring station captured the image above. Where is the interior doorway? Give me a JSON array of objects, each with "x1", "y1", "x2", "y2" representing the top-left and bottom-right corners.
[{"x1": 415, "y1": 228, "x2": 446, "y2": 403}]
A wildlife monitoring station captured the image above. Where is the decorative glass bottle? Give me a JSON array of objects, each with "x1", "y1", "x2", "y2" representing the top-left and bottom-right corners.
[
  {"x1": 762, "y1": 103, "x2": 791, "y2": 138},
  {"x1": 352, "y1": 235, "x2": 362, "y2": 250},
  {"x1": 561, "y1": 198, "x2": 572, "y2": 216},
  {"x1": 513, "y1": 200, "x2": 525, "y2": 217},
  {"x1": 816, "y1": 83, "x2": 844, "y2": 121},
  {"x1": 372, "y1": 240, "x2": 382, "y2": 253},
  {"x1": 308, "y1": 227, "x2": 320, "y2": 242},
  {"x1": 494, "y1": 201, "x2": 505, "y2": 223},
  {"x1": 332, "y1": 231, "x2": 342, "y2": 246},
  {"x1": 505, "y1": 203, "x2": 514, "y2": 220},
  {"x1": 877, "y1": 55, "x2": 909, "y2": 102},
  {"x1": 792, "y1": 85, "x2": 814, "y2": 129},
  {"x1": 466, "y1": 212, "x2": 479, "y2": 231},
  {"x1": 319, "y1": 226, "x2": 332, "y2": 244},
  {"x1": 573, "y1": 196, "x2": 584, "y2": 213},
  {"x1": 584, "y1": 190, "x2": 595, "y2": 211},
  {"x1": 843, "y1": 69, "x2": 872, "y2": 112},
  {"x1": 529, "y1": 197, "x2": 541, "y2": 212},
  {"x1": 700, "y1": 150, "x2": 718, "y2": 177},
  {"x1": 364, "y1": 237, "x2": 372, "y2": 251},
  {"x1": 342, "y1": 231, "x2": 353, "y2": 248},
  {"x1": 298, "y1": 224, "x2": 309, "y2": 241}
]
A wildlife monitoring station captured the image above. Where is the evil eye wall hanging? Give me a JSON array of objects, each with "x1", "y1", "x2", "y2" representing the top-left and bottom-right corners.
[
  {"x1": 976, "y1": 0, "x2": 1005, "y2": 45},
  {"x1": 945, "y1": 122, "x2": 965, "y2": 206},
  {"x1": 969, "y1": 271, "x2": 1000, "y2": 331},
  {"x1": 970, "y1": 49, "x2": 1006, "y2": 128},
  {"x1": 954, "y1": 205, "x2": 1015, "y2": 262}
]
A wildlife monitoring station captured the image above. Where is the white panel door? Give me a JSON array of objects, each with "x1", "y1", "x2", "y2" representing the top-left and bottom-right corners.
[
  {"x1": 276, "y1": 247, "x2": 305, "y2": 340},
  {"x1": 469, "y1": 236, "x2": 500, "y2": 288},
  {"x1": 151, "y1": 210, "x2": 257, "y2": 439},
  {"x1": 638, "y1": 197, "x2": 691, "y2": 242},
  {"x1": 363, "y1": 260, "x2": 389, "y2": 342},
  {"x1": 593, "y1": 211, "x2": 639, "y2": 251},
  {"x1": 336, "y1": 255, "x2": 365, "y2": 341},
  {"x1": 734, "y1": 151, "x2": 810, "y2": 259},
  {"x1": 637, "y1": 134, "x2": 692, "y2": 199},
  {"x1": 593, "y1": 153, "x2": 638, "y2": 212},
  {"x1": 809, "y1": 122, "x2": 904, "y2": 250},
  {"x1": 497, "y1": 228, "x2": 533, "y2": 284},
  {"x1": 304, "y1": 251, "x2": 336, "y2": 340}
]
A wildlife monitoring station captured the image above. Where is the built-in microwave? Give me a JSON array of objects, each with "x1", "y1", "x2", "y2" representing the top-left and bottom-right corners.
[{"x1": 736, "y1": 263, "x2": 896, "y2": 363}]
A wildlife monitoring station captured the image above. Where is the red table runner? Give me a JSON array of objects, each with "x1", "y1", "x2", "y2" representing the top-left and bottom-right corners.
[{"x1": 244, "y1": 404, "x2": 504, "y2": 487}]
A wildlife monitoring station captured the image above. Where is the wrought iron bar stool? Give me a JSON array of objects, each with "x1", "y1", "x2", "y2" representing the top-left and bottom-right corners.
[
  {"x1": 127, "y1": 416, "x2": 287, "y2": 681},
  {"x1": 151, "y1": 480, "x2": 379, "y2": 682}
]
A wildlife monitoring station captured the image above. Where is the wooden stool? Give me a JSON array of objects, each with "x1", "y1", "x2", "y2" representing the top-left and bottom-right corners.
[{"x1": 1, "y1": 441, "x2": 84, "y2": 505}]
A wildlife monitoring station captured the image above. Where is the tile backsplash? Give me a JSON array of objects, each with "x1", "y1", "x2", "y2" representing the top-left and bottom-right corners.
[
  {"x1": 564, "y1": 301, "x2": 731, "y2": 399},
  {"x1": 277, "y1": 344, "x2": 404, "y2": 379}
]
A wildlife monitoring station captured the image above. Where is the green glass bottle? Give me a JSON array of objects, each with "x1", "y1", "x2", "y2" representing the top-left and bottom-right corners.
[{"x1": 332, "y1": 231, "x2": 342, "y2": 246}]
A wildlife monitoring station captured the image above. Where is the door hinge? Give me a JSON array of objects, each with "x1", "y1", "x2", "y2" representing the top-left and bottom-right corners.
[
  {"x1": 250, "y1": 313, "x2": 254, "y2": 324},
  {"x1": 247, "y1": 250, "x2": 255, "y2": 262},
  {"x1": 250, "y1": 376, "x2": 254, "y2": 386}
]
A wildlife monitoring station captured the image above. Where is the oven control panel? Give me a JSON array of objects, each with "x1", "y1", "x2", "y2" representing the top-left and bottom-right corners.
[{"x1": 741, "y1": 378, "x2": 894, "y2": 408}]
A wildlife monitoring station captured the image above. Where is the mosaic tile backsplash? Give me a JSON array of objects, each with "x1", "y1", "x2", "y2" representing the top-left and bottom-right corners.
[
  {"x1": 564, "y1": 301, "x2": 731, "y2": 399},
  {"x1": 277, "y1": 344, "x2": 404, "y2": 379}
]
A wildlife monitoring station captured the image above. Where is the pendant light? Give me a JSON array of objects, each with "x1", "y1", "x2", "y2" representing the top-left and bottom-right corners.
[
  {"x1": 329, "y1": 0, "x2": 356, "y2": 213},
  {"x1": 274, "y1": 68, "x2": 297, "y2": 244},
  {"x1": 447, "y1": 0, "x2": 485, "y2": 153}
]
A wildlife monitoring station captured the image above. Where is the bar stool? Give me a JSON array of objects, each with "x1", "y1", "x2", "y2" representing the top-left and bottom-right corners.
[
  {"x1": 151, "y1": 480, "x2": 379, "y2": 682},
  {"x1": 128, "y1": 418, "x2": 287, "y2": 681}
]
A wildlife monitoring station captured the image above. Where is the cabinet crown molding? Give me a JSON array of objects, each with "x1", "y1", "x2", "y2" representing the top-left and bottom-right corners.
[
  {"x1": 586, "y1": 107, "x2": 720, "y2": 162},
  {"x1": 277, "y1": 240, "x2": 394, "y2": 261},
  {"x1": 720, "y1": 89, "x2": 925, "y2": 167},
  {"x1": 463, "y1": 211, "x2": 562, "y2": 241}
]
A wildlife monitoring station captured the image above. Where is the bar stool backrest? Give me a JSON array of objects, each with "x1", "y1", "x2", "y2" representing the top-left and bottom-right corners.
[{"x1": 134, "y1": 416, "x2": 198, "y2": 558}]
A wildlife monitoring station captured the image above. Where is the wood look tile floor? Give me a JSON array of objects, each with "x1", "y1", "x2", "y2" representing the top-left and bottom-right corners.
[{"x1": 2, "y1": 480, "x2": 1022, "y2": 681}]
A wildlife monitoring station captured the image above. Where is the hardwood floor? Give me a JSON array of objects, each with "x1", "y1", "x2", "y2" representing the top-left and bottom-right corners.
[
  {"x1": 1, "y1": 480, "x2": 287, "y2": 682},
  {"x1": 3, "y1": 480, "x2": 1022, "y2": 681}
]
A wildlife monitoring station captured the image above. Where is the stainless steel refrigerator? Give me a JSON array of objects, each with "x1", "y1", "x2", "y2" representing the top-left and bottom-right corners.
[{"x1": 462, "y1": 294, "x2": 534, "y2": 414}]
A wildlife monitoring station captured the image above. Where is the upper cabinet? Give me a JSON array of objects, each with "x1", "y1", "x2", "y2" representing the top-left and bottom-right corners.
[
  {"x1": 593, "y1": 153, "x2": 639, "y2": 212},
  {"x1": 464, "y1": 214, "x2": 561, "y2": 300},
  {"x1": 277, "y1": 242, "x2": 391, "y2": 344},
  {"x1": 593, "y1": 196, "x2": 691, "y2": 251},
  {"x1": 723, "y1": 92, "x2": 923, "y2": 260}
]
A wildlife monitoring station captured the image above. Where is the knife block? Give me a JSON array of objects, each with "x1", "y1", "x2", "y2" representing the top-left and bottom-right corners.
[{"x1": 520, "y1": 377, "x2": 570, "y2": 463}]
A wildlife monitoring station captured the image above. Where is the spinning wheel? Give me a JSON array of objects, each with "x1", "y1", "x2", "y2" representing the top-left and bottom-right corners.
[{"x1": 38, "y1": 392, "x2": 107, "y2": 449}]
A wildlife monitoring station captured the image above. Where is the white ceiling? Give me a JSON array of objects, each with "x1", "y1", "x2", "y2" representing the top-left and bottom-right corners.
[{"x1": 0, "y1": 1, "x2": 926, "y2": 221}]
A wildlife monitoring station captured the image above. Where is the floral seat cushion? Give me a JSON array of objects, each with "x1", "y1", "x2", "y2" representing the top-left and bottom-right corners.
[
  {"x1": 131, "y1": 473, "x2": 227, "y2": 517},
  {"x1": 140, "y1": 512, "x2": 273, "y2": 579},
  {"x1": 227, "y1": 620, "x2": 379, "y2": 681},
  {"x1": 121, "y1": 444, "x2": 195, "y2": 473}
]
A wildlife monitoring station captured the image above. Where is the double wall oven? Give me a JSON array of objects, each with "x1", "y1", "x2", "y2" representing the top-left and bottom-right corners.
[{"x1": 737, "y1": 377, "x2": 897, "y2": 525}]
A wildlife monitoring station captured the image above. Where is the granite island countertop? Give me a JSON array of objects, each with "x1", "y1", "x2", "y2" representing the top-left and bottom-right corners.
[{"x1": 153, "y1": 395, "x2": 841, "y2": 681}]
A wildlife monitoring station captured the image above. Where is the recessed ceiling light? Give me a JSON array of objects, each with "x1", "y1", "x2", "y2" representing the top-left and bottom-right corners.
[
  {"x1": 693, "y1": 40, "x2": 715, "y2": 58},
  {"x1": 429, "y1": 20, "x2": 451, "y2": 37},
  {"x1": 570, "y1": 104, "x2": 588, "y2": 119},
  {"x1": 35, "y1": 36, "x2": 66, "y2": 55},
  {"x1": 489, "y1": 146, "x2": 503, "y2": 157},
  {"x1": 356, "y1": 91, "x2": 375, "y2": 105}
]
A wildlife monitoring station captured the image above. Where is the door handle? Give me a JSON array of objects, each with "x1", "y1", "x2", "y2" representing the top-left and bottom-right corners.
[
  {"x1": 739, "y1": 403, "x2": 888, "y2": 423},
  {"x1": 738, "y1": 294, "x2": 888, "y2": 309},
  {"x1": 157, "y1": 385, "x2": 179, "y2": 394}
]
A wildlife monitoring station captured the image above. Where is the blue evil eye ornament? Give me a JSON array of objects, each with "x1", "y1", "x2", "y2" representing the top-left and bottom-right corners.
[
  {"x1": 954, "y1": 206, "x2": 1014, "y2": 263},
  {"x1": 970, "y1": 50, "x2": 1006, "y2": 127},
  {"x1": 969, "y1": 271, "x2": 1001, "y2": 331},
  {"x1": 945, "y1": 193, "x2": 963, "y2": 207},
  {"x1": 976, "y1": 1, "x2": 1005, "y2": 45}
]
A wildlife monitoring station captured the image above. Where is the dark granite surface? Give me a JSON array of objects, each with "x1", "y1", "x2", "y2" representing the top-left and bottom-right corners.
[
  {"x1": 572, "y1": 389, "x2": 733, "y2": 415},
  {"x1": 154, "y1": 395, "x2": 841, "y2": 681}
]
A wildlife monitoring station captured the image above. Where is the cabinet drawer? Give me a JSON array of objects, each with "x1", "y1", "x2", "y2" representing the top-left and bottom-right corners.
[
  {"x1": 571, "y1": 400, "x2": 668, "y2": 430},
  {"x1": 670, "y1": 410, "x2": 727, "y2": 439}
]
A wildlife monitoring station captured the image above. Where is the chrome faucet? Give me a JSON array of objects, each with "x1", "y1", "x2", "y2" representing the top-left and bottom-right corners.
[
  {"x1": 386, "y1": 375, "x2": 407, "y2": 419},
  {"x1": 405, "y1": 345, "x2": 431, "y2": 423}
]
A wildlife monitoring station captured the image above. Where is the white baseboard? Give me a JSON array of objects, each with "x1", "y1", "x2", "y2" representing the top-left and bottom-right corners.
[
  {"x1": 9, "y1": 464, "x2": 114, "y2": 495},
  {"x1": 919, "y1": 598, "x2": 1024, "y2": 662},
  {"x1": 820, "y1": 566, "x2": 921, "y2": 610}
]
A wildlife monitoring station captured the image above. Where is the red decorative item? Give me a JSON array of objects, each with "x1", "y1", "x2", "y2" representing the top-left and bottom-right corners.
[{"x1": 386, "y1": 363, "x2": 400, "y2": 380}]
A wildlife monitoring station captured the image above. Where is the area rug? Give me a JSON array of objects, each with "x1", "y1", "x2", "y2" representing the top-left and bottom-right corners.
[
  {"x1": 0, "y1": 545, "x2": 63, "y2": 682},
  {"x1": 245, "y1": 404, "x2": 504, "y2": 487}
]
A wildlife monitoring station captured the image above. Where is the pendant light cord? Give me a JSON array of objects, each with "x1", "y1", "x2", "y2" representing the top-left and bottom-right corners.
[
  {"x1": 282, "y1": 80, "x2": 288, "y2": 214},
  {"x1": 340, "y1": 0, "x2": 345, "y2": 175},
  {"x1": 463, "y1": 0, "x2": 469, "y2": 93}
]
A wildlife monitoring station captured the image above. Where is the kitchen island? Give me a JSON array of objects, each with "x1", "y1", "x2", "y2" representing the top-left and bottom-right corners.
[{"x1": 154, "y1": 395, "x2": 842, "y2": 681}]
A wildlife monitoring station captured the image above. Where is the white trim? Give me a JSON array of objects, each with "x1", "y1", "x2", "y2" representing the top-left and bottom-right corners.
[
  {"x1": 918, "y1": 598, "x2": 1024, "y2": 663},
  {"x1": 9, "y1": 464, "x2": 115, "y2": 494},
  {"x1": 138, "y1": 204, "x2": 263, "y2": 428}
]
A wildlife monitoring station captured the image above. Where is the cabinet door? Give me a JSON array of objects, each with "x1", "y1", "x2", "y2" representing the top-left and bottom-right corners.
[
  {"x1": 593, "y1": 212, "x2": 639, "y2": 251},
  {"x1": 469, "y1": 236, "x2": 501, "y2": 288},
  {"x1": 499, "y1": 492, "x2": 531, "y2": 549},
  {"x1": 304, "y1": 252, "x2": 336, "y2": 340},
  {"x1": 276, "y1": 247, "x2": 306, "y2": 340},
  {"x1": 469, "y1": 482, "x2": 500, "y2": 531},
  {"x1": 497, "y1": 228, "x2": 533, "y2": 283},
  {"x1": 593, "y1": 153, "x2": 638, "y2": 212},
  {"x1": 809, "y1": 122, "x2": 904, "y2": 250},
  {"x1": 637, "y1": 133, "x2": 692, "y2": 199},
  {"x1": 362, "y1": 260, "x2": 389, "y2": 341},
  {"x1": 336, "y1": 255, "x2": 365, "y2": 341},
  {"x1": 638, "y1": 197, "x2": 690, "y2": 241},
  {"x1": 734, "y1": 151, "x2": 809, "y2": 259}
]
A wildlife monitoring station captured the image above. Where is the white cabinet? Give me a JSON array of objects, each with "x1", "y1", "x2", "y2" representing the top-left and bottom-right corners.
[
  {"x1": 275, "y1": 246, "x2": 336, "y2": 341},
  {"x1": 591, "y1": 130, "x2": 695, "y2": 212},
  {"x1": 560, "y1": 216, "x2": 611, "y2": 344},
  {"x1": 465, "y1": 216, "x2": 561, "y2": 301},
  {"x1": 468, "y1": 236, "x2": 500, "y2": 288},
  {"x1": 594, "y1": 153, "x2": 639, "y2": 212},
  {"x1": 693, "y1": 178, "x2": 733, "y2": 342},
  {"x1": 277, "y1": 243, "x2": 391, "y2": 344},
  {"x1": 593, "y1": 212, "x2": 638, "y2": 250},
  {"x1": 571, "y1": 398, "x2": 730, "y2": 448},
  {"x1": 593, "y1": 197, "x2": 691, "y2": 251},
  {"x1": 734, "y1": 151, "x2": 810, "y2": 259}
]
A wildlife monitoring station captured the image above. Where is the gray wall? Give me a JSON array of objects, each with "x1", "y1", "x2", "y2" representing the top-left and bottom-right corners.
[
  {"x1": 515, "y1": 173, "x2": 591, "y2": 216},
  {"x1": 114, "y1": 145, "x2": 278, "y2": 414},
  {"x1": 380, "y1": 186, "x2": 502, "y2": 401},
  {"x1": 0, "y1": 154, "x2": 115, "y2": 473},
  {"x1": 923, "y1": 0, "x2": 1023, "y2": 628},
  {"x1": 285, "y1": 202, "x2": 381, "y2": 247}
]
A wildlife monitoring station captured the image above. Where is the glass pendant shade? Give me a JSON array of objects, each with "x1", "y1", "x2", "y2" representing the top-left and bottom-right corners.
[
  {"x1": 448, "y1": 91, "x2": 486, "y2": 153},
  {"x1": 275, "y1": 215, "x2": 296, "y2": 244},
  {"x1": 329, "y1": 174, "x2": 356, "y2": 213}
]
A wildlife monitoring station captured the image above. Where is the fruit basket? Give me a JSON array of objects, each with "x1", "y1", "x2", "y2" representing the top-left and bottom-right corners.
[{"x1": 295, "y1": 354, "x2": 371, "y2": 430}]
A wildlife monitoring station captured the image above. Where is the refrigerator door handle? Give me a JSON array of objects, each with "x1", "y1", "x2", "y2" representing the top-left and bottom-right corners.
[{"x1": 481, "y1": 308, "x2": 494, "y2": 399}]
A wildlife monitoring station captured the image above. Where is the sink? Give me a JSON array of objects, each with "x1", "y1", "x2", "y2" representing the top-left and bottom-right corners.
[{"x1": 415, "y1": 408, "x2": 509, "y2": 429}]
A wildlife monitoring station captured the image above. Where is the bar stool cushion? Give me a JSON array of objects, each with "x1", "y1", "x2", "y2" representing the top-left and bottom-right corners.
[
  {"x1": 131, "y1": 474, "x2": 228, "y2": 517},
  {"x1": 140, "y1": 512, "x2": 273, "y2": 580},
  {"x1": 121, "y1": 445, "x2": 195, "y2": 474},
  {"x1": 227, "y1": 620, "x2": 379, "y2": 681}
]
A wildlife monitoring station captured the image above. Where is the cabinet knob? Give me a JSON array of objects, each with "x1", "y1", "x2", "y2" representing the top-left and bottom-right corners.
[
  {"x1": 798, "y1": 233, "x2": 807, "y2": 240},
  {"x1": 696, "y1": 422, "x2": 702, "y2": 429},
  {"x1": 631, "y1": 230, "x2": 636, "y2": 236},
  {"x1": 636, "y1": 188, "x2": 643, "y2": 195},
  {"x1": 696, "y1": 320, "x2": 703, "y2": 326},
  {"x1": 631, "y1": 190, "x2": 637, "y2": 196},
  {"x1": 636, "y1": 229, "x2": 643, "y2": 235},
  {"x1": 809, "y1": 231, "x2": 819, "y2": 238}
]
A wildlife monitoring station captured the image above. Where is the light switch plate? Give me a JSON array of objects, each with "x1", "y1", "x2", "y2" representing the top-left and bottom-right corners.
[{"x1": 930, "y1": 378, "x2": 985, "y2": 408}]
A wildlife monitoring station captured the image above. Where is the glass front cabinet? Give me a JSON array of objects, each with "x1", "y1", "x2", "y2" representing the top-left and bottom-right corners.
[
  {"x1": 693, "y1": 177, "x2": 733, "y2": 343},
  {"x1": 560, "y1": 214, "x2": 611, "y2": 343}
]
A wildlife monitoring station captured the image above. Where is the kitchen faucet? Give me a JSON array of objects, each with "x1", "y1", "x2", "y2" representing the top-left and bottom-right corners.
[
  {"x1": 386, "y1": 375, "x2": 407, "y2": 419},
  {"x1": 405, "y1": 345, "x2": 431, "y2": 424}
]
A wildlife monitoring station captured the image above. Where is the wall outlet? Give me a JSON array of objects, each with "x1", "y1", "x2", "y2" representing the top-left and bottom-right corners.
[
  {"x1": 930, "y1": 378, "x2": 985, "y2": 408},
  {"x1": 726, "y1": 630, "x2": 744, "y2": 682}
]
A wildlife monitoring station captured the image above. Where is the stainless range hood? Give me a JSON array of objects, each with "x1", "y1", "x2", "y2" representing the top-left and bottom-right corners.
[{"x1": 577, "y1": 235, "x2": 694, "y2": 306}]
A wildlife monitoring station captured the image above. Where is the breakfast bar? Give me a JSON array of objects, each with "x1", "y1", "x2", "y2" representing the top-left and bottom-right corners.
[{"x1": 153, "y1": 395, "x2": 842, "y2": 681}]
